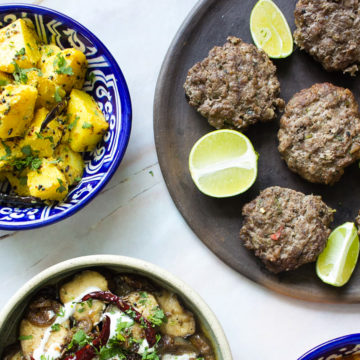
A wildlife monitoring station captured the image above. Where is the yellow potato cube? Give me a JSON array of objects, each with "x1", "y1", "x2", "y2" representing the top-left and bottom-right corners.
[
  {"x1": 37, "y1": 43, "x2": 61, "y2": 67},
  {"x1": 55, "y1": 144, "x2": 84, "y2": 186},
  {"x1": 41, "y1": 48, "x2": 87, "y2": 92},
  {"x1": 0, "y1": 84, "x2": 38, "y2": 139},
  {"x1": 27, "y1": 159, "x2": 68, "y2": 201},
  {"x1": 5, "y1": 171, "x2": 29, "y2": 196},
  {"x1": 0, "y1": 19, "x2": 41, "y2": 73},
  {"x1": 67, "y1": 89, "x2": 109, "y2": 152},
  {"x1": 0, "y1": 139, "x2": 22, "y2": 171},
  {"x1": 21, "y1": 107, "x2": 64, "y2": 157},
  {"x1": 27, "y1": 69, "x2": 66, "y2": 109}
]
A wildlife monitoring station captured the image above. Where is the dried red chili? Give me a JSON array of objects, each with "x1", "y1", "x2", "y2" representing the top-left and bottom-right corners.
[
  {"x1": 82, "y1": 291, "x2": 157, "y2": 347},
  {"x1": 63, "y1": 315, "x2": 110, "y2": 360}
]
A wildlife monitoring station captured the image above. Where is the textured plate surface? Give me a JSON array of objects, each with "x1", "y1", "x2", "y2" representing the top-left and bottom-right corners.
[
  {"x1": 154, "y1": 0, "x2": 360, "y2": 302},
  {"x1": 0, "y1": 4, "x2": 131, "y2": 230}
]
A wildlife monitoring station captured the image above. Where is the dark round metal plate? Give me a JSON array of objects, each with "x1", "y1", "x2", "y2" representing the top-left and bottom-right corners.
[{"x1": 154, "y1": 0, "x2": 360, "y2": 302}]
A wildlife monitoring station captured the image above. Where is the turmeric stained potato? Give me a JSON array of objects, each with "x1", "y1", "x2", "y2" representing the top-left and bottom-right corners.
[
  {"x1": 66, "y1": 89, "x2": 109, "y2": 152},
  {"x1": 0, "y1": 18, "x2": 108, "y2": 202},
  {"x1": 0, "y1": 84, "x2": 38, "y2": 139},
  {"x1": 27, "y1": 159, "x2": 68, "y2": 201},
  {"x1": 0, "y1": 19, "x2": 41, "y2": 73}
]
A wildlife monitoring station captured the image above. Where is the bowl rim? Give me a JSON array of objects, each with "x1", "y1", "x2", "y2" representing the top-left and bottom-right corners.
[
  {"x1": 0, "y1": 3, "x2": 132, "y2": 230},
  {"x1": 0, "y1": 255, "x2": 232, "y2": 359},
  {"x1": 298, "y1": 333, "x2": 360, "y2": 360}
]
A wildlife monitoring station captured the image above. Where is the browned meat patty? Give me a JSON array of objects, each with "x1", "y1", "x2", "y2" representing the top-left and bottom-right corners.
[
  {"x1": 183, "y1": 36, "x2": 284, "y2": 131},
  {"x1": 278, "y1": 83, "x2": 360, "y2": 185},
  {"x1": 239, "y1": 186, "x2": 334, "y2": 273},
  {"x1": 294, "y1": 0, "x2": 360, "y2": 75}
]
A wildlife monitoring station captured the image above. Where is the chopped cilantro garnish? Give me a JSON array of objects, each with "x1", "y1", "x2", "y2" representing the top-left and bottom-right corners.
[
  {"x1": 51, "y1": 323, "x2": 60, "y2": 332},
  {"x1": 21, "y1": 145, "x2": 32, "y2": 156},
  {"x1": 15, "y1": 47, "x2": 25, "y2": 57},
  {"x1": 68, "y1": 115, "x2": 79, "y2": 130},
  {"x1": 98, "y1": 341, "x2": 126, "y2": 360},
  {"x1": 115, "y1": 318, "x2": 134, "y2": 341},
  {"x1": 67, "y1": 329, "x2": 91, "y2": 350},
  {"x1": 0, "y1": 140, "x2": 12, "y2": 161},
  {"x1": 82, "y1": 122, "x2": 93, "y2": 129},
  {"x1": 54, "y1": 86, "x2": 62, "y2": 102},
  {"x1": 86, "y1": 71, "x2": 95, "y2": 83},
  {"x1": 46, "y1": 48, "x2": 54, "y2": 57},
  {"x1": 18, "y1": 335, "x2": 33, "y2": 341},
  {"x1": 148, "y1": 308, "x2": 166, "y2": 326},
  {"x1": 57, "y1": 306, "x2": 65, "y2": 317},
  {"x1": 53, "y1": 53, "x2": 73, "y2": 75},
  {"x1": 12, "y1": 63, "x2": 42, "y2": 84},
  {"x1": 125, "y1": 309, "x2": 136, "y2": 318},
  {"x1": 86, "y1": 298, "x2": 93, "y2": 307},
  {"x1": 56, "y1": 178, "x2": 66, "y2": 193},
  {"x1": 142, "y1": 349, "x2": 160, "y2": 360}
]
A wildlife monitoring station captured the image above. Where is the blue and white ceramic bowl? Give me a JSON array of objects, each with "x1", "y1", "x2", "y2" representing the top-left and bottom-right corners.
[
  {"x1": 0, "y1": 4, "x2": 132, "y2": 230},
  {"x1": 299, "y1": 334, "x2": 360, "y2": 360}
]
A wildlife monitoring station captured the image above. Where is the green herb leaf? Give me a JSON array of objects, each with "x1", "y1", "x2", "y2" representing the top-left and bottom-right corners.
[
  {"x1": 86, "y1": 71, "x2": 95, "y2": 84},
  {"x1": 54, "y1": 86, "x2": 62, "y2": 102},
  {"x1": 67, "y1": 329, "x2": 91, "y2": 350},
  {"x1": 57, "y1": 307, "x2": 65, "y2": 317},
  {"x1": 15, "y1": 47, "x2": 25, "y2": 58},
  {"x1": 0, "y1": 79, "x2": 8, "y2": 86},
  {"x1": 68, "y1": 115, "x2": 79, "y2": 130},
  {"x1": 46, "y1": 48, "x2": 54, "y2": 57},
  {"x1": 21, "y1": 145, "x2": 32, "y2": 156},
  {"x1": 18, "y1": 335, "x2": 33, "y2": 341},
  {"x1": 82, "y1": 122, "x2": 93, "y2": 129},
  {"x1": 51, "y1": 323, "x2": 60, "y2": 332},
  {"x1": 148, "y1": 308, "x2": 166, "y2": 326},
  {"x1": 56, "y1": 178, "x2": 66, "y2": 193},
  {"x1": 53, "y1": 53, "x2": 74, "y2": 75},
  {"x1": 142, "y1": 348, "x2": 160, "y2": 360},
  {"x1": 30, "y1": 157, "x2": 42, "y2": 170},
  {"x1": 98, "y1": 342, "x2": 126, "y2": 360}
]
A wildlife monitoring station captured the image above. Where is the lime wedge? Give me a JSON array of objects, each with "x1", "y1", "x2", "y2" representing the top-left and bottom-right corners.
[
  {"x1": 250, "y1": 0, "x2": 293, "y2": 58},
  {"x1": 188, "y1": 130, "x2": 258, "y2": 198},
  {"x1": 316, "y1": 222, "x2": 359, "y2": 287}
]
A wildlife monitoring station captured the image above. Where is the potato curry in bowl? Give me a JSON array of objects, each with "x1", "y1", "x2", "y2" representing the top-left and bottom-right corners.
[
  {"x1": 0, "y1": 17, "x2": 108, "y2": 203},
  {"x1": 0, "y1": 4, "x2": 131, "y2": 229}
]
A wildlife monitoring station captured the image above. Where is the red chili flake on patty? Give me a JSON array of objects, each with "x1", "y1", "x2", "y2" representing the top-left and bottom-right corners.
[{"x1": 270, "y1": 226, "x2": 284, "y2": 241}]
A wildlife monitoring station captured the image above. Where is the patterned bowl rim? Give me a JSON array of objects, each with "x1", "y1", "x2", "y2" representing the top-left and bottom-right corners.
[
  {"x1": 298, "y1": 333, "x2": 360, "y2": 360},
  {"x1": 0, "y1": 3, "x2": 132, "y2": 231}
]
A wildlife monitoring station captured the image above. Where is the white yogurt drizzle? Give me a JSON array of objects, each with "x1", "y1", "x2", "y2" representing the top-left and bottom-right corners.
[
  {"x1": 32, "y1": 286, "x2": 102, "y2": 360},
  {"x1": 102, "y1": 306, "x2": 154, "y2": 356}
]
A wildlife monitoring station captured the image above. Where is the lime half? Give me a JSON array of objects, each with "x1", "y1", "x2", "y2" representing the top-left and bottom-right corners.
[
  {"x1": 188, "y1": 129, "x2": 258, "y2": 198},
  {"x1": 250, "y1": 0, "x2": 293, "y2": 58},
  {"x1": 316, "y1": 222, "x2": 359, "y2": 287}
]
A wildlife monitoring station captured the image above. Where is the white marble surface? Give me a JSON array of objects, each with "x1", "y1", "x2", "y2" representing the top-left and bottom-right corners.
[{"x1": 0, "y1": 0, "x2": 358, "y2": 359}]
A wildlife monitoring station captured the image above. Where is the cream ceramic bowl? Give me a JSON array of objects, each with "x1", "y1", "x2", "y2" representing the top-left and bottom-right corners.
[{"x1": 0, "y1": 255, "x2": 232, "y2": 359}]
